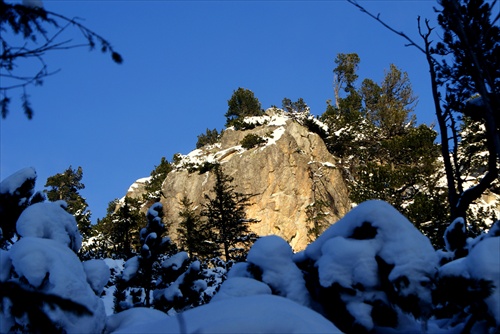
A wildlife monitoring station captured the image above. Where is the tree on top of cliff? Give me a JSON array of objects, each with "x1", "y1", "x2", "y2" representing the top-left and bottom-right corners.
[
  {"x1": 196, "y1": 128, "x2": 221, "y2": 149},
  {"x1": 144, "y1": 157, "x2": 172, "y2": 202},
  {"x1": 225, "y1": 87, "x2": 263, "y2": 128}
]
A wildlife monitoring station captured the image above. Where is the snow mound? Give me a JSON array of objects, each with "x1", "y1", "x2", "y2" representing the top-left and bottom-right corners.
[
  {"x1": 16, "y1": 201, "x2": 82, "y2": 252},
  {"x1": 9, "y1": 237, "x2": 106, "y2": 333},
  {"x1": 246, "y1": 235, "x2": 310, "y2": 306},
  {"x1": 110, "y1": 294, "x2": 341, "y2": 333},
  {"x1": 303, "y1": 200, "x2": 438, "y2": 330},
  {"x1": 0, "y1": 167, "x2": 36, "y2": 196},
  {"x1": 439, "y1": 237, "x2": 500, "y2": 326},
  {"x1": 83, "y1": 259, "x2": 111, "y2": 296},
  {"x1": 210, "y1": 277, "x2": 272, "y2": 303}
]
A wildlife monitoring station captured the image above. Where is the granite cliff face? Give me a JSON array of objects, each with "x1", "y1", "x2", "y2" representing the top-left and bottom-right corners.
[{"x1": 130, "y1": 109, "x2": 351, "y2": 251}]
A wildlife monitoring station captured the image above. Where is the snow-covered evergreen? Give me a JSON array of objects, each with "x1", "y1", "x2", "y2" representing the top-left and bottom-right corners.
[{"x1": 1, "y1": 167, "x2": 498, "y2": 333}]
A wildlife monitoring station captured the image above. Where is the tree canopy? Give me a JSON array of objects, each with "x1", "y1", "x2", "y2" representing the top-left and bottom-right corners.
[
  {"x1": 44, "y1": 166, "x2": 92, "y2": 238},
  {"x1": 225, "y1": 87, "x2": 263, "y2": 128}
]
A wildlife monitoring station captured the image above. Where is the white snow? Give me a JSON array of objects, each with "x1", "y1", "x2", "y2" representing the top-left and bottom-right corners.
[
  {"x1": 121, "y1": 256, "x2": 140, "y2": 282},
  {"x1": 83, "y1": 259, "x2": 111, "y2": 296},
  {"x1": 304, "y1": 200, "x2": 439, "y2": 329},
  {"x1": 8, "y1": 237, "x2": 106, "y2": 333},
  {"x1": 264, "y1": 126, "x2": 286, "y2": 148},
  {"x1": 0, "y1": 167, "x2": 36, "y2": 203},
  {"x1": 105, "y1": 307, "x2": 168, "y2": 334},
  {"x1": 161, "y1": 251, "x2": 188, "y2": 270},
  {"x1": 322, "y1": 161, "x2": 336, "y2": 168},
  {"x1": 126, "y1": 177, "x2": 151, "y2": 193},
  {"x1": 317, "y1": 237, "x2": 379, "y2": 288},
  {"x1": 211, "y1": 277, "x2": 272, "y2": 303},
  {"x1": 440, "y1": 237, "x2": 500, "y2": 326},
  {"x1": 16, "y1": 201, "x2": 82, "y2": 253},
  {"x1": 246, "y1": 235, "x2": 311, "y2": 306},
  {"x1": 467, "y1": 237, "x2": 500, "y2": 325},
  {"x1": 109, "y1": 294, "x2": 342, "y2": 333}
]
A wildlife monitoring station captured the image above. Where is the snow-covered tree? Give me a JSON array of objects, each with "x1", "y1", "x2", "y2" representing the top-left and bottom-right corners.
[
  {"x1": 0, "y1": 168, "x2": 109, "y2": 333},
  {"x1": 0, "y1": 167, "x2": 43, "y2": 249},
  {"x1": 92, "y1": 197, "x2": 146, "y2": 259},
  {"x1": 220, "y1": 200, "x2": 500, "y2": 333}
]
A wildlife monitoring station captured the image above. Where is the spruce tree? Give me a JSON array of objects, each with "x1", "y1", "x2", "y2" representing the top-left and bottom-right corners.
[
  {"x1": 44, "y1": 166, "x2": 92, "y2": 238},
  {"x1": 201, "y1": 164, "x2": 257, "y2": 262},
  {"x1": 177, "y1": 196, "x2": 217, "y2": 259},
  {"x1": 93, "y1": 197, "x2": 146, "y2": 259},
  {"x1": 138, "y1": 202, "x2": 172, "y2": 307}
]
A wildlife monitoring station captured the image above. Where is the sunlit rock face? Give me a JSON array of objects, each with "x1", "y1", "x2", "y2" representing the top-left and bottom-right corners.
[{"x1": 148, "y1": 109, "x2": 352, "y2": 251}]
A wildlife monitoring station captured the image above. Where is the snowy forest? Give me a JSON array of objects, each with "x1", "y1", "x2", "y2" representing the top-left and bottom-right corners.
[{"x1": 1, "y1": 0, "x2": 500, "y2": 333}]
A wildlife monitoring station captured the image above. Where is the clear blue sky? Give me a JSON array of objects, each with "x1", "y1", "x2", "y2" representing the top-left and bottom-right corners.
[{"x1": 2, "y1": 0, "x2": 441, "y2": 222}]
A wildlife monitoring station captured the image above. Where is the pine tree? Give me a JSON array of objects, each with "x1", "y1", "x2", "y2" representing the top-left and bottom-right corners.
[
  {"x1": 361, "y1": 64, "x2": 417, "y2": 137},
  {"x1": 177, "y1": 196, "x2": 217, "y2": 259},
  {"x1": 138, "y1": 202, "x2": 173, "y2": 307},
  {"x1": 143, "y1": 157, "x2": 172, "y2": 202},
  {"x1": 282, "y1": 97, "x2": 309, "y2": 113},
  {"x1": 322, "y1": 55, "x2": 446, "y2": 246},
  {"x1": 429, "y1": 0, "x2": 500, "y2": 224},
  {"x1": 201, "y1": 164, "x2": 257, "y2": 262},
  {"x1": 196, "y1": 128, "x2": 221, "y2": 149},
  {"x1": 225, "y1": 87, "x2": 263, "y2": 128},
  {"x1": 44, "y1": 166, "x2": 92, "y2": 238},
  {"x1": 93, "y1": 197, "x2": 146, "y2": 259},
  {"x1": 333, "y1": 53, "x2": 363, "y2": 117}
]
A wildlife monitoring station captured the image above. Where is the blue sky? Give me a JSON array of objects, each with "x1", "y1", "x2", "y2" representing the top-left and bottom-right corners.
[{"x1": 1, "y1": 0, "x2": 441, "y2": 222}]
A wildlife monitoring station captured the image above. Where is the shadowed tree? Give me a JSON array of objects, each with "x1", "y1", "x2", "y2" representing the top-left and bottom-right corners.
[
  {"x1": 347, "y1": 0, "x2": 499, "y2": 253},
  {"x1": 201, "y1": 164, "x2": 257, "y2": 262}
]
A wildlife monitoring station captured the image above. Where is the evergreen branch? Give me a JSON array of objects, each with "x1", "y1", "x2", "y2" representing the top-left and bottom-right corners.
[{"x1": 1, "y1": 280, "x2": 92, "y2": 332}]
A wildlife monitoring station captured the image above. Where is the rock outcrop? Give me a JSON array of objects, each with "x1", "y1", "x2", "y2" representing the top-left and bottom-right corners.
[{"x1": 142, "y1": 109, "x2": 350, "y2": 251}]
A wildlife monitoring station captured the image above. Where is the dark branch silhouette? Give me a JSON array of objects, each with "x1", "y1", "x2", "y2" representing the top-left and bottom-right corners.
[{"x1": 0, "y1": 0, "x2": 123, "y2": 118}]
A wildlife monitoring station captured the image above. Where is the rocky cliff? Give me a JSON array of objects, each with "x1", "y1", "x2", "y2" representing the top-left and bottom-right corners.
[{"x1": 129, "y1": 109, "x2": 351, "y2": 251}]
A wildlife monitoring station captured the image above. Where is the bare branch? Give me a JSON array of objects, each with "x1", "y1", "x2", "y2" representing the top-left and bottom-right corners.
[
  {"x1": 0, "y1": 2, "x2": 123, "y2": 118},
  {"x1": 347, "y1": 0, "x2": 427, "y2": 54}
]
